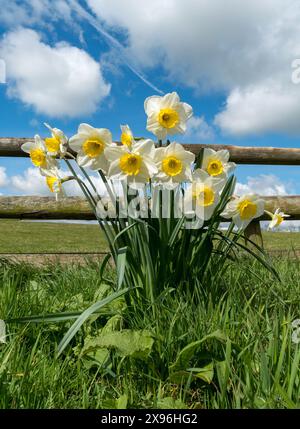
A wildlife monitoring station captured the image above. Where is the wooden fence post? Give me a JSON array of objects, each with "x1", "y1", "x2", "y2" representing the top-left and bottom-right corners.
[{"x1": 244, "y1": 220, "x2": 264, "y2": 248}]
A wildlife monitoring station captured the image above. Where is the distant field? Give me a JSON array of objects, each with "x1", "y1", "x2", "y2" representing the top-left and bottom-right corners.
[
  {"x1": 262, "y1": 231, "x2": 300, "y2": 251},
  {"x1": 0, "y1": 220, "x2": 108, "y2": 253},
  {"x1": 0, "y1": 219, "x2": 299, "y2": 253}
]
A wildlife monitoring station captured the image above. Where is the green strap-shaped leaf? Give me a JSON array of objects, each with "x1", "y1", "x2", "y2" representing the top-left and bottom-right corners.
[
  {"x1": 57, "y1": 288, "x2": 130, "y2": 356},
  {"x1": 116, "y1": 247, "x2": 127, "y2": 290}
]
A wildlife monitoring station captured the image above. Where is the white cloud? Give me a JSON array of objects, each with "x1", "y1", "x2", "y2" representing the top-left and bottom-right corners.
[
  {"x1": 183, "y1": 115, "x2": 215, "y2": 142},
  {"x1": 0, "y1": 167, "x2": 8, "y2": 187},
  {"x1": 0, "y1": 27, "x2": 111, "y2": 117},
  {"x1": 2, "y1": 1, "x2": 300, "y2": 134},
  {"x1": 63, "y1": 173, "x2": 108, "y2": 197},
  {"x1": 0, "y1": 0, "x2": 72, "y2": 28},
  {"x1": 10, "y1": 166, "x2": 110, "y2": 197},
  {"x1": 235, "y1": 174, "x2": 292, "y2": 196},
  {"x1": 84, "y1": 0, "x2": 300, "y2": 136},
  {"x1": 214, "y1": 83, "x2": 300, "y2": 136},
  {"x1": 11, "y1": 168, "x2": 50, "y2": 195}
]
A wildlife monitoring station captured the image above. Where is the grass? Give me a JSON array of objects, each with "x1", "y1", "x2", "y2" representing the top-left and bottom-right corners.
[
  {"x1": 0, "y1": 220, "x2": 108, "y2": 253},
  {"x1": 0, "y1": 256, "x2": 299, "y2": 409},
  {"x1": 262, "y1": 231, "x2": 300, "y2": 251},
  {"x1": 0, "y1": 219, "x2": 299, "y2": 253}
]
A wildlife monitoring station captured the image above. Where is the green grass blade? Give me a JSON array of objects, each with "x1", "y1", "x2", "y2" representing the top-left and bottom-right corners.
[{"x1": 57, "y1": 288, "x2": 130, "y2": 356}]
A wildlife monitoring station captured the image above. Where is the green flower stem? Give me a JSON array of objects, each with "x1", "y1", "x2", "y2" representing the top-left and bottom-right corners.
[
  {"x1": 78, "y1": 165, "x2": 99, "y2": 198},
  {"x1": 64, "y1": 159, "x2": 116, "y2": 257}
]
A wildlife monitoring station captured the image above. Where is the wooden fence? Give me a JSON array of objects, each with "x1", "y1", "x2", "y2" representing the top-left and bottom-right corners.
[{"x1": 0, "y1": 138, "x2": 300, "y2": 248}]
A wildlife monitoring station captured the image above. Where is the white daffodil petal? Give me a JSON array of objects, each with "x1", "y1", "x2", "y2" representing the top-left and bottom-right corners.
[
  {"x1": 160, "y1": 92, "x2": 180, "y2": 108},
  {"x1": 105, "y1": 146, "x2": 127, "y2": 163},
  {"x1": 77, "y1": 152, "x2": 94, "y2": 168},
  {"x1": 154, "y1": 147, "x2": 166, "y2": 162},
  {"x1": 44, "y1": 122, "x2": 52, "y2": 133},
  {"x1": 209, "y1": 176, "x2": 227, "y2": 192},
  {"x1": 182, "y1": 102, "x2": 193, "y2": 119},
  {"x1": 202, "y1": 148, "x2": 217, "y2": 162},
  {"x1": 89, "y1": 156, "x2": 108, "y2": 173},
  {"x1": 193, "y1": 169, "x2": 210, "y2": 182},
  {"x1": 132, "y1": 139, "x2": 155, "y2": 157},
  {"x1": 202, "y1": 203, "x2": 217, "y2": 221},
  {"x1": 173, "y1": 122, "x2": 187, "y2": 135},
  {"x1": 225, "y1": 162, "x2": 236, "y2": 174},
  {"x1": 78, "y1": 123, "x2": 97, "y2": 135},
  {"x1": 216, "y1": 150, "x2": 230, "y2": 163},
  {"x1": 143, "y1": 157, "x2": 158, "y2": 176},
  {"x1": 255, "y1": 199, "x2": 266, "y2": 217},
  {"x1": 21, "y1": 141, "x2": 36, "y2": 154},
  {"x1": 144, "y1": 96, "x2": 163, "y2": 115},
  {"x1": 232, "y1": 213, "x2": 246, "y2": 229},
  {"x1": 147, "y1": 124, "x2": 167, "y2": 140},
  {"x1": 120, "y1": 124, "x2": 132, "y2": 135},
  {"x1": 69, "y1": 135, "x2": 86, "y2": 153},
  {"x1": 40, "y1": 165, "x2": 60, "y2": 178},
  {"x1": 165, "y1": 142, "x2": 183, "y2": 155},
  {"x1": 108, "y1": 159, "x2": 123, "y2": 178},
  {"x1": 94, "y1": 128, "x2": 112, "y2": 143},
  {"x1": 268, "y1": 218, "x2": 277, "y2": 229}
]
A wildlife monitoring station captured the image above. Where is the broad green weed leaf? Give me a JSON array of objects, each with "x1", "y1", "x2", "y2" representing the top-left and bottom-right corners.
[
  {"x1": 157, "y1": 397, "x2": 187, "y2": 409},
  {"x1": 188, "y1": 362, "x2": 214, "y2": 383},
  {"x1": 82, "y1": 329, "x2": 154, "y2": 359},
  {"x1": 170, "y1": 330, "x2": 227, "y2": 373}
]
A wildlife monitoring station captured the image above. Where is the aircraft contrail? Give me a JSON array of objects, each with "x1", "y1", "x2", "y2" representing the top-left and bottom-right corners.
[{"x1": 67, "y1": 0, "x2": 164, "y2": 95}]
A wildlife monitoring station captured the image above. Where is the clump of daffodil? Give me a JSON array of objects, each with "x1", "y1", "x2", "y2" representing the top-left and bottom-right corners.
[
  {"x1": 144, "y1": 92, "x2": 193, "y2": 140},
  {"x1": 201, "y1": 148, "x2": 236, "y2": 179},
  {"x1": 184, "y1": 169, "x2": 225, "y2": 227},
  {"x1": 153, "y1": 142, "x2": 195, "y2": 189},
  {"x1": 21, "y1": 135, "x2": 58, "y2": 171},
  {"x1": 221, "y1": 194, "x2": 265, "y2": 229},
  {"x1": 21, "y1": 90, "x2": 282, "y2": 360},
  {"x1": 105, "y1": 139, "x2": 157, "y2": 189},
  {"x1": 69, "y1": 123, "x2": 114, "y2": 173},
  {"x1": 267, "y1": 208, "x2": 290, "y2": 229},
  {"x1": 120, "y1": 125, "x2": 134, "y2": 148},
  {"x1": 44, "y1": 123, "x2": 68, "y2": 157}
]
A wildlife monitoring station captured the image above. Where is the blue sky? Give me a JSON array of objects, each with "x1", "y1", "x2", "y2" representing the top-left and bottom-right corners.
[{"x1": 0, "y1": 0, "x2": 299, "y2": 198}]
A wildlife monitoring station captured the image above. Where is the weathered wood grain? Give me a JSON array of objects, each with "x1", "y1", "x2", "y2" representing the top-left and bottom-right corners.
[
  {"x1": 0, "y1": 196, "x2": 299, "y2": 220},
  {"x1": 184, "y1": 144, "x2": 300, "y2": 165},
  {"x1": 0, "y1": 138, "x2": 300, "y2": 165},
  {"x1": 0, "y1": 196, "x2": 95, "y2": 220}
]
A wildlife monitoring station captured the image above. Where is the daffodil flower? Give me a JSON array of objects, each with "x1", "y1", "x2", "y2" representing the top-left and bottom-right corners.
[
  {"x1": 44, "y1": 123, "x2": 68, "y2": 157},
  {"x1": 105, "y1": 139, "x2": 157, "y2": 189},
  {"x1": 120, "y1": 124, "x2": 134, "y2": 148},
  {"x1": 202, "y1": 148, "x2": 236, "y2": 179},
  {"x1": 69, "y1": 123, "x2": 113, "y2": 173},
  {"x1": 21, "y1": 135, "x2": 58, "y2": 170},
  {"x1": 40, "y1": 167, "x2": 67, "y2": 200},
  {"x1": 144, "y1": 92, "x2": 193, "y2": 140},
  {"x1": 267, "y1": 208, "x2": 290, "y2": 229},
  {"x1": 221, "y1": 194, "x2": 265, "y2": 229},
  {"x1": 184, "y1": 169, "x2": 226, "y2": 227},
  {"x1": 153, "y1": 142, "x2": 195, "y2": 189}
]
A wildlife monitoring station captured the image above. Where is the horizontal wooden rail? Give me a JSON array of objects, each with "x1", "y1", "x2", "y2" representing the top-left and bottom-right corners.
[
  {"x1": 0, "y1": 138, "x2": 300, "y2": 165},
  {"x1": 0, "y1": 196, "x2": 299, "y2": 220}
]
